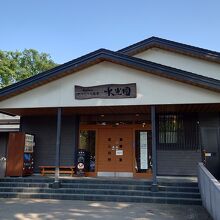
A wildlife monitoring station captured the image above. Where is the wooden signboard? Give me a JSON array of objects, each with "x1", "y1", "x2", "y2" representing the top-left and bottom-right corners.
[{"x1": 75, "y1": 83, "x2": 136, "y2": 100}]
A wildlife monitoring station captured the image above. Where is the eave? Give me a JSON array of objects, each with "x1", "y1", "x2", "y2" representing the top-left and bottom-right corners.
[
  {"x1": 118, "y1": 37, "x2": 220, "y2": 64},
  {"x1": 0, "y1": 49, "x2": 220, "y2": 102}
]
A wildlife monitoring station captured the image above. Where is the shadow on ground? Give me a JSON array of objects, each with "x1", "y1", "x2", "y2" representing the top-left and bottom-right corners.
[{"x1": 0, "y1": 198, "x2": 212, "y2": 220}]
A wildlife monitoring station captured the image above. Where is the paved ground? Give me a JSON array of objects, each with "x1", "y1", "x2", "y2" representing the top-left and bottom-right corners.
[{"x1": 0, "y1": 199, "x2": 212, "y2": 220}]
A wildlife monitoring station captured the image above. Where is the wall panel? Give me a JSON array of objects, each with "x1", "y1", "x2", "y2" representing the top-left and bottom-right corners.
[
  {"x1": 157, "y1": 150, "x2": 201, "y2": 176},
  {"x1": 21, "y1": 115, "x2": 77, "y2": 172}
]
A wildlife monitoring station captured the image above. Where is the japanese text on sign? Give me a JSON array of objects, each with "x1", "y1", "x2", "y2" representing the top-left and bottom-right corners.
[{"x1": 75, "y1": 83, "x2": 136, "y2": 99}]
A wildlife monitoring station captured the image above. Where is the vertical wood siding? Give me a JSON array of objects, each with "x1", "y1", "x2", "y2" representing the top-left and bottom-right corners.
[
  {"x1": 157, "y1": 150, "x2": 201, "y2": 176},
  {"x1": 156, "y1": 113, "x2": 201, "y2": 176},
  {"x1": 21, "y1": 115, "x2": 77, "y2": 172},
  {"x1": 199, "y1": 112, "x2": 220, "y2": 178},
  {"x1": 0, "y1": 133, "x2": 8, "y2": 158}
]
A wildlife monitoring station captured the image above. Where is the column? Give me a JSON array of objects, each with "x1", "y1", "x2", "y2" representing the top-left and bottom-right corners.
[
  {"x1": 54, "y1": 107, "x2": 62, "y2": 188},
  {"x1": 73, "y1": 115, "x2": 80, "y2": 166},
  {"x1": 151, "y1": 105, "x2": 158, "y2": 191}
]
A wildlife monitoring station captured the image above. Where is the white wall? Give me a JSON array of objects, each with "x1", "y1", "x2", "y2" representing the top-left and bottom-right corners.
[
  {"x1": 0, "y1": 113, "x2": 19, "y2": 131},
  {"x1": 0, "y1": 61, "x2": 220, "y2": 109},
  {"x1": 0, "y1": 113, "x2": 19, "y2": 120},
  {"x1": 135, "y1": 48, "x2": 220, "y2": 80}
]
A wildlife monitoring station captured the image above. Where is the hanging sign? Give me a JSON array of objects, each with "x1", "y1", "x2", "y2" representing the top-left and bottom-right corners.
[{"x1": 75, "y1": 83, "x2": 136, "y2": 100}]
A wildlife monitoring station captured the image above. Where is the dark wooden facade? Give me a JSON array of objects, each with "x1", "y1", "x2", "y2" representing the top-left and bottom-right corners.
[{"x1": 16, "y1": 109, "x2": 220, "y2": 177}]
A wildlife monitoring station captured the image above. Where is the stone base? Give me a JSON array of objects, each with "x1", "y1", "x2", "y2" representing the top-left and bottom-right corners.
[
  {"x1": 52, "y1": 181, "x2": 60, "y2": 189},
  {"x1": 151, "y1": 184, "x2": 159, "y2": 192}
]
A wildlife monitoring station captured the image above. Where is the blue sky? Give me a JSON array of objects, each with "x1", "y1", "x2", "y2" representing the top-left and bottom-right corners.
[{"x1": 0, "y1": 0, "x2": 220, "y2": 64}]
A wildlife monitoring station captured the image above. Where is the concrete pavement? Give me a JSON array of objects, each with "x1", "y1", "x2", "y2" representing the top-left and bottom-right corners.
[{"x1": 0, "y1": 198, "x2": 212, "y2": 220}]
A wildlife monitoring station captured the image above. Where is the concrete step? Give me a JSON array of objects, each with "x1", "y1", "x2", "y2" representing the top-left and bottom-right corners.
[
  {"x1": 0, "y1": 182, "x2": 50, "y2": 188},
  {"x1": 60, "y1": 183, "x2": 152, "y2": 190},
  {"x1": 0, "y1": 181, "x2": 199, "y2": 193},
  {"x1": 0, "y1": 177, "x2": 201, "y2": 204},
  {"x1": 60, "y1": 178, "x2": 152, "y2": 185},
  {"x1": 158, "y1": 181, "x2": 198, "y2": 187},
  {"x1": 0, "y1": 177, "x2": 150, "y2": 184},
  {"x1": 0, "y1": 192, "x2": 202, "y2": 205},
  {"x1": 159, "y1": 185, "x2": 199, "y2": 193},
  {"x1": 0, "y1": 187, "x2": 201, "y2": 198},
  {"x1": 0, "y1": 178, "x2": 53, "y2": 183},
  {"x1": 0, "y1": 182, "x2": 150, "y2": 190},
  {"x1": 0, "y1": 178, "x2": 198, "y2": 187},
  {"x1": 60, "y1": 183, "x2": 199, "y2": 193}
]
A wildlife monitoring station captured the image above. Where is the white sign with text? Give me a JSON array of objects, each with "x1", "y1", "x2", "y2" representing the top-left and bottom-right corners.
[{"x1": 140, "y1": 132, "x2": 148, "y2": 169}]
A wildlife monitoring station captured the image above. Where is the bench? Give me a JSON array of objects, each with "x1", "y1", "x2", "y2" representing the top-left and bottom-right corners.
[{"x1": 39, "y1": 166, "x2": 75, "y2": 177}]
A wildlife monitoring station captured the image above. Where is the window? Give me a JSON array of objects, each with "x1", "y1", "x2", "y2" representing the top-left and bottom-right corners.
[
  {"x1": 157, "y1": 113, "x2": 199, "y2": 150},
  {"x1": 159, "y1": 115, "x2": 181, "y2": 144},
  {"x1": 79, "y1": 130, "x2": 96, "y2": 172}
]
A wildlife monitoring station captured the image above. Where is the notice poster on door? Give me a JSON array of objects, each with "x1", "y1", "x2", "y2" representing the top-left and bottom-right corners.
[
  {"x1": 116, "y1": 149, "x2": 123, "y2": 156},
  {"x1": 140, "y1": 132, "x2": 148, "y2": 169}
]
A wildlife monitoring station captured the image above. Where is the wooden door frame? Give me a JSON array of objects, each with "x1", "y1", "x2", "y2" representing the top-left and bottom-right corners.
[{"x1": 79, "y1": 124, "x2": 152, "y2": 178}]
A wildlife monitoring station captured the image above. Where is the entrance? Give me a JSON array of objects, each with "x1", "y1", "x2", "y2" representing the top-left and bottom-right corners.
[
  {"x1": 79, "y1": 122, "x2": 152, "y2": 178},
  {"x1": 97, "y1": 128, "x2": 133, "y2": 177}
]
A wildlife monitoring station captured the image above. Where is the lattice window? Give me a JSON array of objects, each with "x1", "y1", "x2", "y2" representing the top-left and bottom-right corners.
[{"x1": 157, "y1": 113, "x2": 199, "y2": 150}]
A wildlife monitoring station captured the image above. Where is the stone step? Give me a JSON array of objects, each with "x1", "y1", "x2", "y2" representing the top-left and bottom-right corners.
[
  {"x1": 158, "y1": 181, "x2": 198, "y2": 187},
  {"x1": 0, "y1": 182, "x2": 199, "y2": 193},
  {"x1": 0, "y1": 177, "x2": 201, "y2": 204},
  {"x1": 0, "y1": 178, "x2": 198, "y2": 187},
  {"x1": 60, "y1": 183, "x2": 199, "y2": 193},
  {"x1": 60, "y1": 183, "x2": 151, "y2": 190},
  {"x1": 0, "y1": 187, "x2": 201, "y2": 198},
  {"x1": 0, "y1": 178, "x2": 53, "y2": 183},
  {"x1": 0, "y1": 178, "x2": 151, "y2": 185},
  {"x1": 60, "y1": 179, "x2": 152, "y2": 185},
  {"x1": 159, "y1": 186, "x2": 199, "y2": 193},
  {"x1": 0, "y1": 192, "x2": 202, "y2": 205},
  {"x1": 0, "y1": 182, "x2": 50, "y2": 188},
  {"x1": 60, "y1": 179, "x2": 198, "y2": 187},
  {"x1": 0, "y1": 182, "x2": 151, "y2": 190}
]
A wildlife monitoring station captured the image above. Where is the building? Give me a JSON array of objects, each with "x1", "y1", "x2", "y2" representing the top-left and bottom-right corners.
[
  {"x1": 0, "y1": 113, "x2": 19, "y2": 158},
  {"x1": 0, "y1": 37, "x2": 220, "y2": 180},
  {"x1": 0, "y1": 113, "x2": 19, "y2": 177}
]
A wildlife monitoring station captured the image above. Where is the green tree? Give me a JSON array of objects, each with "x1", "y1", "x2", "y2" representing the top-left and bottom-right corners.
[{"x1": 0, "y1": 49, "x2": 57, "y2": 88}]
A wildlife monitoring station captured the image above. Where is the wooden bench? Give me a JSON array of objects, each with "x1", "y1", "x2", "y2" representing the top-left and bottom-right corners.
[{"x1": 39, "y1": 166, "x2": 75, "y2": 177}]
